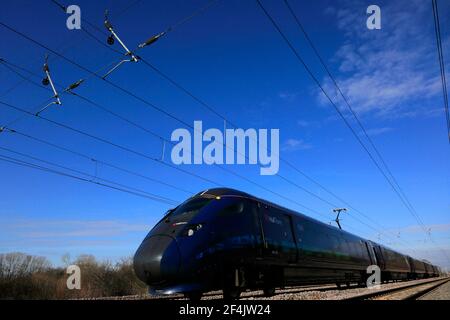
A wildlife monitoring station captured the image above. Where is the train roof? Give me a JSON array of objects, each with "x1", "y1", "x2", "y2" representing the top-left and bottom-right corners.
[
  {"x1": 197, "y1": 188, "x2": 252, "y2": 198},
  {"x1": 195, "y1": 188, "x2": 441, "y2": 270},
  {"x1": 198, "y1": 188, "x2": 354, "y2": 235}
]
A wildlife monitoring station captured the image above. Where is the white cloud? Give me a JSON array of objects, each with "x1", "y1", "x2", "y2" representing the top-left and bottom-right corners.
[
  {"x1": 281, "y1": 138, "x2": 312, "y2": 152},
  {"x1": 2, "y1": 219, "x2": 151, "y2": 239},
  {"x1": 319, "y1": 0, "x2": 449, "y2": 119},
  {"x1": 388, "y1": 223, "x2": 450, "y2": 235},
  {"x1": 402, "y1": 246, "x2": 450, "y2": 270},
  {"x1": 279, "y1": 91, "x2": 299, "y2": 101},
  {"x1": 297, "y1": 120, "x2": 310, "y2": 127},
  {"x1": 362, "y1": 127, "x2": 393, "y2": 136}
]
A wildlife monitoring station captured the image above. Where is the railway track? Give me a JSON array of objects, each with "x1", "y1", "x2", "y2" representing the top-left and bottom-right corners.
[
  {"x1": 89, "y1": 283, "x2": 353, "y2": 300},
  {"x1": 86, "y1": 277, "x2": 449, "y2": 300},
  {"x1": 132, "y1": 283, "x2": 343, "y2": 300},
  {"x1": 89, "y1": 278, "x2": 450, "y2": 301},
  {"x1": 342, "y1": 277, "x2": 450, "y2": 300}
]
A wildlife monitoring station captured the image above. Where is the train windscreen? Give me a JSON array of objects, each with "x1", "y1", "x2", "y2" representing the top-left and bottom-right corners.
[{"x1": 169, "y1": 197, "x2": 213, "y2": 218}]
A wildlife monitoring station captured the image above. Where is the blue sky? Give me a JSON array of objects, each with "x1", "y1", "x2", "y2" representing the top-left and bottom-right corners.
[{"x1": 0, "y1": 0, "x2": 449, "y2": 268}]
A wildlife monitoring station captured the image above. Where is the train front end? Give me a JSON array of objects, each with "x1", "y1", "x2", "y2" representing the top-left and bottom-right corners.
[
  {"x1": 133, "y1": 189, "x2": 250, "y2": 296},
  {"x1": 133, "y1": 194, "x2": 212, "y2": 292}
]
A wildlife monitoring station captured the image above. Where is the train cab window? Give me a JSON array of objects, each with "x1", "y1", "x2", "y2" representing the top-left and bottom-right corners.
[
  {"x1": 217, "y1": 201, "x2": 244, "y2": 217},
  {"x1": 213, "y1": 199, "x2": 258, "y2": 247},
  {"x1": 170, "y1": 197, "x2": 212, "y2": 218}
]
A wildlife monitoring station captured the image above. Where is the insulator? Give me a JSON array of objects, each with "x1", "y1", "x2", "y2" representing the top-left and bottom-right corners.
[{"x1": 107, "y1": 35, "x2": 115, "y2": 45}]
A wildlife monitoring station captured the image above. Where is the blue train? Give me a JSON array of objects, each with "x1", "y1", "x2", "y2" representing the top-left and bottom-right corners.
[{"x1": 133, "y1": 188, "x2": 441, "y2": 300}]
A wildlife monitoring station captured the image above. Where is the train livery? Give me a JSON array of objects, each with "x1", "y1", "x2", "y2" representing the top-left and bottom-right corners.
[{"x1": 133, "y1": 188, "x2": 441, "y2": 300}]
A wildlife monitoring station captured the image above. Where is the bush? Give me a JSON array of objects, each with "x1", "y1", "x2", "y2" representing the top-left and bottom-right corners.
[{"x1": 0, "y1": 252, "x2": 147, "y2": 299}]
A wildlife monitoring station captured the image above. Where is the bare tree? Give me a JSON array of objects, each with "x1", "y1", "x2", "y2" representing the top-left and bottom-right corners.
[{"x1": 0, "y1": 252, "x2": 50, "y2": 279}]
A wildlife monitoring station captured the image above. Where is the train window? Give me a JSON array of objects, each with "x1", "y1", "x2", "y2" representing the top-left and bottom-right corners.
[
  {"x1": 296, "y1": 218, "x2": 330, "y2": 257},
  {"x1": 346, "y1": 238, "x2": 365, "y2": 263},
  {"x1": 213, "y1": 199, "x2": 258, "y2": 247},
  {"x1": 329, "y1": 235, "x2": 340, "y2": 257},
  {"x1": 170, "y1": 197, "x2": 213, "y2": 218},
  {"x1": 217, "y1": 201, "x2": 244, "y2": 217},
  {"x1": 327, "y1": 233, "x2": 349, "y2": 261},
  {"x1": 262, "y1": 208, "x2": 296, "y2": 250}
]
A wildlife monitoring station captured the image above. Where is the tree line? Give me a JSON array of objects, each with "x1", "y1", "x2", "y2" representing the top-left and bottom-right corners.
[{"x1": 0, "y1": 252, "x2": 147, "y2": 299}]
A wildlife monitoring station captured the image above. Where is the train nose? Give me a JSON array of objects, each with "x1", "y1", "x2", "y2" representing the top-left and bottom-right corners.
[{"x1": 133, "y1": 235, "x2": 181, "y2": 285}]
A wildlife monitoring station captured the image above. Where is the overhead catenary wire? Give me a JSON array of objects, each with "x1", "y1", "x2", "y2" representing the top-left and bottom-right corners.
[
  {"x1": 2, "y1": 3, "x2": 436, "y2": 252},
  {"x1": 283, "y1": 0, "x2": 449, "y2": 257},
  {"x1": 0, "y1": 0, "x2": 440, "y2": 262},
  {"x1": 61, "y1": 0, "x2": 238, "y2": 125},
  {"x1": 0, "y1": 63, "x2": 421, "y2": 252},
  {"x1": 282, "y1": 0, "x2": 429, "y2": 238},
  {"x1": 50, "y1": 0, "x2": 144, "y2": 22},
  {"x1": 0, "y1": 15, "x2": 423, "y2": 249},
  {"x1": 257, "y1": 0, "x2": 449, "y2": 263},
  {"x1": 0, "y1": 97, "x2": 332, "y2": 221},
  {"x1": 62, "y1": 0, "x2": 221, "y2": 45},
  {"x1": 0, "y1": 152, "x2": 178, "y2": 206},
  {"x1": 110, "y1": 0, "x2": 144, "y2": 20},
  {"x1": 0, "y1": 35, "x2": 77, "y2": 98},
  {"x1": 0, "y1": 62, "x2": 60, "y2": 126},
  {"x1": 0, "y1": 59, "x2": 331, "y2": 219},
  {"x1": 281, "y1": 0, "x2": 434, "y2": 241},
  {"x1": 0, "y1": 59, "x2": 340, "y2": 211},
  {"x1": 0, "y1": 58, "x2": 410, "y2": 246},
  {"x1": 0, "y1": 58, "x2": 171, "y2": 141},
  {"x1": 0, "y1": 99, "x2": 220, "y2": 187},
  {"x1": 49, "y1": 0, "x2": 353, "y2": 212},
  {"x1": 254, "y1": 0, "x2": 444, "y2": 246},
  {"x1": 50, "y1": 0, "x2": 219, "y2": 54},
  {"x1": 2, "y1": 128, "x2": 194, "y2": 196},
  {"x1": 49, "y1": 0, "x2": 238, "y2": 127},
  {"x1": 432, "y1": 0, "x2": 450, "y2": 143},
  {"x1": 1, "y1": 146, "x2": 375, "y2": 240},
  {"x1": 0, "y1": 0, "x2": 432, "y2": 262},
  {"x1": 0, "y1": 27, "x2": 338, "y2": 218},
  {"x1": 61, "y1": 7, "x2": 428, "y2": 255},
  {"x1": 0, "y1": 20, "x2": 420, "y2": 260},
  {"x1": 0, "y1": 144, "x2": 366, "y2": 240},
  {"x1": 0, "y1": 146, "x2": 180, "y2": 205},
  {"x1": 0, "y1": 56, "x2": 127, "y2": 125},
  {"x1": 54, "y1": 1, "x2": 418, "y2": 246},
  {"x1": 46, "y1": 8, "x2": 392, "y2": 229}
]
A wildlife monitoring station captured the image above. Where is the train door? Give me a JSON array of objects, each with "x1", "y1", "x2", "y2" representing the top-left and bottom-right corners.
[
  {"x1": 364, "y1": 242, "x2": 377, "y2": 265},
  {"x1": 407, "y1": 257, "x2": 415, "y2": 275},
  {"x1": 258, "y1": 204, "x2": 297, "y2": 263},
  {"x1": 373, "y1": 246, "x2": 385, "y2": 270},
  {"x1": 252, "y1": 201, "x2": 265, "y2": 258}
]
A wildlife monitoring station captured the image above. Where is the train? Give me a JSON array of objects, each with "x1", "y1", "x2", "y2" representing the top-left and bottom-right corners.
[{"x1": 133, "y1": 188, "x2": 442, "y2": 300}]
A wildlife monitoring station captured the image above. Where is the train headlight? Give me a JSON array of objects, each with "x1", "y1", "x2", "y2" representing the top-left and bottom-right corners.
[{"x1": 185, "y1": 223, "x2": 203, "y2": 237}]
